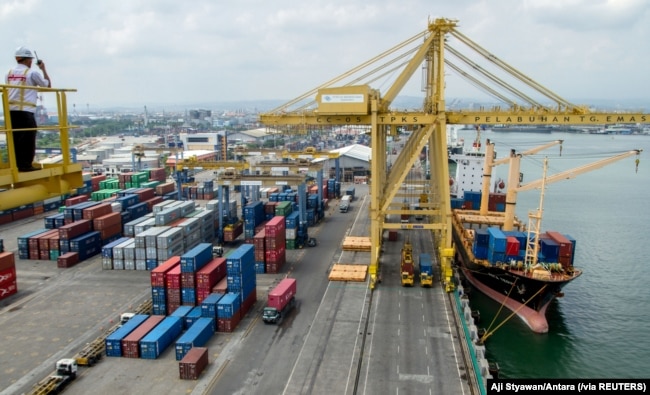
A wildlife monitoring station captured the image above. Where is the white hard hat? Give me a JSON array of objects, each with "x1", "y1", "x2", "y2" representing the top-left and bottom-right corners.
[{"x1": 15, "y1": 46, "x2": 34, "y2": 58}]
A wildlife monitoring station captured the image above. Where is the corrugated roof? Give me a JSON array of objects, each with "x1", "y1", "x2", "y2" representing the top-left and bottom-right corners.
[{"x1": 313, "y1": 144, "x2": 371, "y2": 163}]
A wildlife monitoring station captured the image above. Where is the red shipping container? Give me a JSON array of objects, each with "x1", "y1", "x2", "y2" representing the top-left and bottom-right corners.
[
  {"x1": 29, "y1": 249, "x2": 40, "y2": 260},
  {"x1": 265, "y1": 236, "x2": 285, "y2": 250},
  {"x1": 196, "y1": 288, "x2": 211, "y2": 305},
  {"x1": 151, "y1": 256, "x2": 180, "y2": 287},
  {"x1": 167, "y1": 288, "x2": 181, "y2": 306},
  {"x1": 546, "y1": 231, "x2": 573, "y2": 257},
  {"x1": 155, "y1": 182, "x2": 176, "y2": 196},
  {"x1": 267, "y1": 278, "x2": 296, "y2": 311},
  {"x1": 211, "y1": 277, "x2": 228, "y2": 294},
  {"x1": 143, "y1": 196, "x2": 164, "y2": 211},
  {"x1": 505, "y1": 236, "x2": 520, "y2": 256},
  {"x1": 93, "y1": 211, "x2": 122, "y2": 230},
  {"x1": 166, "y1": 266, "x2": 182, "y2": 289},
  {"x1": 240, "y1": 289, "x2": 257, "y2": 318},
  {"x1": 179, "y1": 347, "x2": 209, "y2": 380},
  {"x1": 64, "y1": 195, "x2": 88, "y2": 207},
  {"x1": 121, "y1": 315, "x2": 165, "y2": 358},
  {"x1": 0, "y1": 266, "x2": 17, "y2": 285},
  {"x1": 264, "y1": 202, "x2": 278, "y2": 214},
  {"x1": 265, "y1": 262, "x2": 279, "y2": 274},
  {"x1": 181, "y1": 272, "x2": 196, "y2": 289},
  {"x1": 57, "y1": 252, "x2": 80, "y2": 268},
  {"x1": 99, "y1": 223, "x2": 122, "y2": 240},
  {"x1": 167, "y1": 301, "x2": 181, "y2": 316},
  {"x1": 265, "y1": 247, "x2": 286, "y2": 263},
  {"x1": 38, "y1": 230, "x2": 59, "y2": 250},
  {"x1": 253, "y1": 230, "x2": 265, "y2": 250},
  {"x1": 195, "y1": 258, "x2": 226, "y2": 290},
  {"x1": 82, "y1": 203, "x2": 113, "y2": 220},
  {"x1": 217, "y1": 313, "x2": 241, "y2": 333},
  {"x1": 264, "y1": 216, "x2": 286, "y2": 238},
  {"x1": 58, "y1": 219, "x2": 92, "y2": 240},
  {"x1": 39, "y1": 250, "x2": 50, "y2": 260},
  {"x1": 254, "y1": 250, "x2": 265, "y2": 262},
  {"x1": 0, "y1": 211, "x2": 13, "y2": 225},
  {"x1": 134, "y1": 188, "x2": 155, "y2": 202},
  {"x1": 49, "y1": 235, "x2": 61, "y2": 251},
  {"x1": 0, "y1": 280, "x2": 18, "y2": 300},
  {"x1": 0, "y1": 252, "x2": 16, "y2": 271}
]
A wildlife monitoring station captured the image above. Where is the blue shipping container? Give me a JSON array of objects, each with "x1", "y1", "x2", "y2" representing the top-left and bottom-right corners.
[
  {"x1": 217, "y1": 292, "x2": 241, "y2": 319},
  {"x1": 180, "y1": 243, "x2": 213, "y2": 273},
  {"x1": 105, "y1": 314, "x2": 149, "y2": 357},
  {"x1": 184, "y1": 306, "x2": 203, "y2": 329},
  {"x1": 174, "y1": 317, "x2": 215, "y2": 360},
  {"x1": 201, "y1": 293, "x2": 224, "y2": 319},
  {"x1": 139, "y1": 315, "x2": 183, "y2": 359}
]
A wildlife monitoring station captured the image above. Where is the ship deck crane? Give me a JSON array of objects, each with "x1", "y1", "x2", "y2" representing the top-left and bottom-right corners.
[{"x1": 258, "y1": 18, "x2": 648, "y2": 291}]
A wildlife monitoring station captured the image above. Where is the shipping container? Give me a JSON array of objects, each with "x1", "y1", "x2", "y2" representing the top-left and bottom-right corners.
[
  {"x1": 179, "y1": 346, "x2": 209, "y2": 380},
  {"x1": 121, "y1": 315, "x2": 165, "y2": 358},
  {"x1": 105, "y1": 314, "x2": 149, "y2": 357},
  {"x1": 216, "y1": 292, "x2": 241, "y2": 319},
  {"x1": 139, "y1": 316, "x2": 183, "y2": 359},
  {"x1": 174, "y1": 317, "x2": 215, "y2": 360},
  {"x1": 180, "y1": 243, "x2": 213, "y2": 273},
  {"x1": 200, "y1": 293, "x2": 224, "y2": 319},
  {"x1": 195, "y1": 258, "x2": 227, "y2": 290}
]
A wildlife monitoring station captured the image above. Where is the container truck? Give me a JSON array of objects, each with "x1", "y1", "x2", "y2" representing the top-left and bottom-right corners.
[
  {"x1": 345, "y1": 186, "x2": 355, "y2": 201},
  {"x1": 339, "y1": 195, "x2": 352, "y2": 213},
  {"x1": 31, "y1": 359, "x2": 78, "y2": 394},
  {"x1": 418, "y1": 253, "x2": 433, "y2": 287},
  {"x1": 400, "y1": 240, "x2": 415, "y2": 287},
  {"x1": 263, "y1": 278, "x2": 297, "y2": 324}
]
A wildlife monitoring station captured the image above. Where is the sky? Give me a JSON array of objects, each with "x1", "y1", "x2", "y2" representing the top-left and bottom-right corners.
[{"x1": 1, "y1": 0, "x2": 649, "y2": 111}]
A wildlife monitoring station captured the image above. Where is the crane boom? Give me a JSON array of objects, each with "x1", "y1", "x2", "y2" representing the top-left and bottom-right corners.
[
  {"x1": 492, "y1": 140, "x2": 563, "y2": 166},
  {"x1": 501, "y1": 149, "x2": 642, "y2": 230},
  {"x1": 516, "y1": 149, "x2": 642, "y2": 192}
]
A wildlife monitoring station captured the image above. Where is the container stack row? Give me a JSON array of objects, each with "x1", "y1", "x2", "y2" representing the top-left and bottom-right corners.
[
  {"x1": 263, "y1": 216, "x2": 286, "y2": 274},
  {"x1": 472, "y1": 227, "x2": 576, "y2": 269}
]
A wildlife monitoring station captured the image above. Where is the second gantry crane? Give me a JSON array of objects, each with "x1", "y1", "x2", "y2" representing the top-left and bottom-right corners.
[{"x1": 258, "y1": 18, "x2": 647, "y2": 290}]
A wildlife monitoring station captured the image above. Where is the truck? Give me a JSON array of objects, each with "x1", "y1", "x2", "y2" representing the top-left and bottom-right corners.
[
  {"x1": 31, "y1": 359, "x2": 78, "y2": 395},
  {"x1": 400, "y1": 240, "x2": 415, "y2": 287},
  {"x1": 263, "y1": 278, "x2": 297, "y2": 324},
  {"x1": 418, "y1": 253, "x2": 433, "y2": 287},
  {"x1": 345, "y1": 186, "x2": 356, "y2": 201},
  {"x1": 339, "y1": 195, "x2": 352, "y2": 213}
]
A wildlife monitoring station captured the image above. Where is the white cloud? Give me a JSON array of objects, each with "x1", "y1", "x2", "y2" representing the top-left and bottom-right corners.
[{"x1": 1, "y1": 0, "x2": 648, "y2": 109}]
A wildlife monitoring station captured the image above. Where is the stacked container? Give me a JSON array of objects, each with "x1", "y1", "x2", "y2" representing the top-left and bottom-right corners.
[
  {"x1": 253, "y1": 229, "x2": 266, "y2": 274},
  {"x1": 195, "y1": 258, "x2": 227, "y2": 304},
  {"x1": 151, "y1": 256, "x2": 181, "y2": 315},
  {"x1": 174, "y1": 317, "x2": 215, "y2": 360},
  {"x1": 265, "y1": 216, "x2": 286, "y2": 273},
  {"x1": 180, "y1": 243, "x2": 213, "y2": 306},
  {"x1": 216, "y1": 292, "x2": 241, "y2": 333},
  {"x1": 226, "y1": 244, "x2": 257, "y2": 324},
  {"x1": 121, "y1": 315, "x2": 165, "y2": 358},
  {"x1": 243, "y1": 201, "x2": 265, "y2": 242}
]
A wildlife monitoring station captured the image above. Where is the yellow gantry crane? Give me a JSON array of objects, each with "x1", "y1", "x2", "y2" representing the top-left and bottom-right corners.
[{"x1": 259, "y1": 17, "x2": 647, "y2": 291}]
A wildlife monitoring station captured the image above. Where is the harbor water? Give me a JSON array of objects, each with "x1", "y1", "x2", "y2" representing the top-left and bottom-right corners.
[{"x1": 455, "y1": 129, "x2": 650, "y2": 379}]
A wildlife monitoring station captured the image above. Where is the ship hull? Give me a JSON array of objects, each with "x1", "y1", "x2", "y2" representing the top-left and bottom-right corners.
[{"x1": 452, "y1": 229, "x2": 579, "y2": 333}]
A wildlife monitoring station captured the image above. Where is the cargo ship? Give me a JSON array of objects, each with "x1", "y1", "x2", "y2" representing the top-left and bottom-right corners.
[
  {"x1": 449, "y1": 139, "x2": 582, "y2": 334},
  {"x1": 448, "y1": 137, "x2": 639, "y2": 333}
]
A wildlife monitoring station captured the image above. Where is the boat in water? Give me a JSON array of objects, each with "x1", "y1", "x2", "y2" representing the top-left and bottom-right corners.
[
  {"x1": 448, "y1": 136, "x2": 640, "y2": 333},
  {"x1": 490, "y1": 125, "x2": 573, "y2": 134}
]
